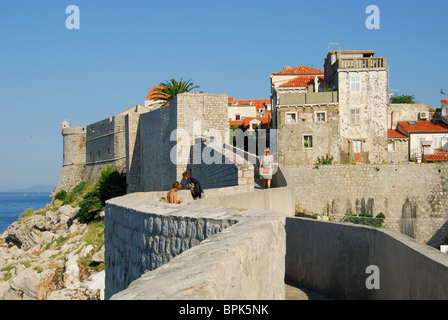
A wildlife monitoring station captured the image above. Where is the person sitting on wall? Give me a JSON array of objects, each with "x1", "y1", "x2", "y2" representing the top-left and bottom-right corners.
[
  {"x1": 167, "y1": 181, "x2": 183, "y2": 204},
  {"x1": 182, "y1": 171, "x2": 204, "y2": 200}
]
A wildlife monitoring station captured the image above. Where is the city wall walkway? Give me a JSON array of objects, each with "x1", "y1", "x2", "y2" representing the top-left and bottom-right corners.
[{"x1": 105, "y1": 162, "x2": 448, "y2": 299}]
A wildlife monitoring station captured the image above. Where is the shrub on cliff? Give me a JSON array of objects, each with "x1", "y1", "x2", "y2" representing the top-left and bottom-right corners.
[
  {"x1": 77, "y1": 166, "x2": 126, "y2": 223},
  {"x1": 63, "y1": 181, "x2": 93, "y2": 206},
  {"x1": 54, "y1": 190, "x2": 67, "y2": 202},
  {"x1": 97, "y1": 165, "x2": 126, "y2": 206},
  {"x1": 78, "y1": 189, "x2": 103, "y2": 223}
]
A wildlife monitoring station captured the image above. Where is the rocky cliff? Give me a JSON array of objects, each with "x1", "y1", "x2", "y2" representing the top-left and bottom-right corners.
[{"x1": 0, "y1": 202, "x2": 104, "y2": 300}]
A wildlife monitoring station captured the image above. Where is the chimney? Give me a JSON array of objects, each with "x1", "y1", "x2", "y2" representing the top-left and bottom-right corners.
[{"x1": 283, "y1": 66, "x2": 292, "y2": 71}]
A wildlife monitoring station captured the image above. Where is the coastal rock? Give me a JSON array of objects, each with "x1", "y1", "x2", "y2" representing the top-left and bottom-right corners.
[
  {"x1": 0, "y1": 281, "x2": 10, "y2": 299},
  {"x1": 6, "y1": 222, "x2": 29, "y2": 249},
  {"x1": 29, "y1": 243, "x2": 46, "y2": 256},
  {"x1": 5, "y1": 206, "x2": 78, "y2": 250},
  {"x1": 26, "y1": 230, "x2": 41, "y2": 247},
  {"x1": 58, "y1": 205, "x2": 78, "y2": 219},
  {"x1": 92, "y1": 246, "x2": 105, "y2": 263},
  {"x1": 84, "y1": 270, "x2": 105, "y2": 290},
  {"x1": 5, "y1": 245, "x2": 24, "y2": 260},
  {"x1": 60, "y1": 234, "x2": 82, "y2": 252},
  {"x1": 45, "y1": 210, "x2": 59, "y2": 224},
  {"x1": 0, "y1": 283, "x2": 22, "y2": 300},
  {"x1": 34, "y1": 216, "x2": 52, "y2": 231},
  {"x1": 67, "y1": 223, "x2": 80, "y2": 235},
  {"x1": 6, "y1": 216, "x2": 47, "y2": 249},
  {"x1": 83, "y1": 270, "x2": 105, "y2": 300},
  {"x1": 39, "y1": 249, "x2": 59, "y2": 259},
  {"x1": 63, "y1": 253, "x2": 80, "y2": 289},
  {"x1": 79, "y1": 244, "x2": 94, "y2": 259},
  {"x1": 40, "y1": 231, "x2": 56, "y2": 244},
  {"x1": 1, "y1": 204, "x2": 103, "y2": 300},
  {"x1": 10, "y1": 268, "x2": 56, "y2": 300},
  {"x1": 47, "y1": 287, "x2": 100, "y2": 300}
]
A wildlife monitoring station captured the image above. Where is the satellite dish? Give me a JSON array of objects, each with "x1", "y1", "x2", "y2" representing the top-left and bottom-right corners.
[{"x1": 442, "y1": 105, "x2": 448, "y2": 117}]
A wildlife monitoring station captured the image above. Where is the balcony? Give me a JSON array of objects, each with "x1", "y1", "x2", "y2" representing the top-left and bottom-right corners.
[
  {"x1": 277, "y1": 91, "x2": 338, "y2": 106},
  {"x1": 339, "y1": 56, "x2": 387, "y2": 69},
  {"x1": 331, "y1": 57, "x2": 387, "y2": 73}
]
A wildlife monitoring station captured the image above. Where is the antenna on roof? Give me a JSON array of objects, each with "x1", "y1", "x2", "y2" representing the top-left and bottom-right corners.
[
  {"x1": 328, "y1": 43, "x2": 341, "y2": 52},
  {"x1": 387, "y1": 63, "x2": 399, "y2": 94}
]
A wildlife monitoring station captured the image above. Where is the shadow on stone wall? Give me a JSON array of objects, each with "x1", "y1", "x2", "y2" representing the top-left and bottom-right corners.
[
  {"x1": 428, "y1": 219, "x2": 448, "y2": 248},
  {"x1": 125, "y1": 114, "x2": 141, "y2": 193},
  {"x1": 183, "y1": 143, "x2": 239, "y2": 190},
  {"x1": 400, "y1": 197, "x2": 417, "y2": 239}
]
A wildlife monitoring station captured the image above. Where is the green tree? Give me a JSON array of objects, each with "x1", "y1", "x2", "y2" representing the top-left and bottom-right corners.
[
  {"x1": 155, "y1": 78, "x2": 199, "y2": 104},
  {"x1": 390, "y1": 94, "x2": 415, "y2": 104}
]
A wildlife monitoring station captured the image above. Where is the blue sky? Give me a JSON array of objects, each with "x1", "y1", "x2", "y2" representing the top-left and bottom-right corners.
[{"x1": 0, "y1": 0, "x2": 446, "y2": 191}]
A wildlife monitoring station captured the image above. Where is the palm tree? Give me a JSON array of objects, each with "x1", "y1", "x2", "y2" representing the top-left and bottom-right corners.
[{"x1": 155, "y1": 78, "x2": 199, "y2": 104}]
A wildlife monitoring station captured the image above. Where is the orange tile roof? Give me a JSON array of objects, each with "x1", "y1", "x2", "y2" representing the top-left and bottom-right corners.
[
  {"x1": 398, "y1": 121, "x2": 448, "y2": 133},
  {"x1": 388, "y1": 129, "x2": 407, "y2": 138},
  {"x1": 231, "y1": 99, "x2": 253, "y2": 106},
  {"x1": 145, "y1": 86, "x2": 167, "y2": 100},
  {"x1": 229, "y1": 98, "x2": 272, "y2": 115},
  {"x1": 273, "y1": 66, "x2": 324, "y2": 75},
  {"x1": 442, "y1": 99, "x2": 448, "y2": 105},
  {"x1": 280, "y1": 75, "x2": 325, "y2": 87},
  {"x1": 424, "y1": 153, "x2": 448, "y2": 162},
  {"x1": 242, "y1": 116, "x2": 271, "y2": 124},
  {"x1": 229, "y1": 116, "x2": 271, "y2": 129},
  {"x1": 229, "y1": 120, "x2": 244, "y2": 127}
]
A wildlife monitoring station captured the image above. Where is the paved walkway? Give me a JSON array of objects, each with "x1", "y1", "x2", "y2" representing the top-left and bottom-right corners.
[
  {"x1": 255, "y1": 168, "x2": 333, "y2": 300},
  {"x1": 285, "y1": 282, "x2": 335, "y2": 300}
]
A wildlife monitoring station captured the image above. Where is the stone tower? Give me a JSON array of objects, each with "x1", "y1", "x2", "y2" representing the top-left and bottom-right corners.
[
  {"x1": 61, "y1": 120, "x2": 86, "y2": 167},
  {"x1": 52, "y1": 120, "x2": 87, "y2": 196},
  {"x1": 324, "y1": 50, "x2": 389, "y2": 164}
]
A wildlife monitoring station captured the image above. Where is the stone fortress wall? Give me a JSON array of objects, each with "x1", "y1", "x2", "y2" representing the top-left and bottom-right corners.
[
  {"x1": 54, "y1": 93, "x2": 254, "y2": 196},
  {"x1": 83, "y1": 115, "x2": 128, "y2": 181},
  {"x1": 128, "y1": 93, "x2": 249, "y2": 193},
  {"x1": 54, "y1": 111, "x2": 144, "y2": 196},
  {"x1": 54, "y1": 92, "x2": 448, "y2": 250},
  {"x1": 105, "y1": 191, "x2": 286, "y2": 300},
  {"x1": 54, "y1": 122, "x2": 86, "y2": 195},
  {"x1": 53, "y1": 90, "x2": 448, "y2": 300},
  {"x1": 105, "y1": 168, "x2": 448, "y2": 300},
  {"x1": 283, "y1": 163, "x2": 448, "y2": 247}
]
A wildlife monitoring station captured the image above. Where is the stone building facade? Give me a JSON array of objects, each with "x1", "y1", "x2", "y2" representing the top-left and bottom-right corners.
[
  {"x1": 275, "y1": 101, "x2": 339, "y2": 166},
  {"x1": 387, "y1": 103, "x2": 429, "y2": 163},
  {"x1": 327, "y1": 50, "x2": 389, "y2": 164},
  {"x1": 272, "y1": 50, "x2": 390, "y2": 165},
  {"x1": 387, "y1": 129, "x2": 409, "y2": 163}
]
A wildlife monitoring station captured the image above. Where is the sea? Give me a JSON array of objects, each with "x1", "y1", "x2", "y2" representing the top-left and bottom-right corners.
[{"x1": 0, "y1": 192, "x2": 52, "y2": 234}]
